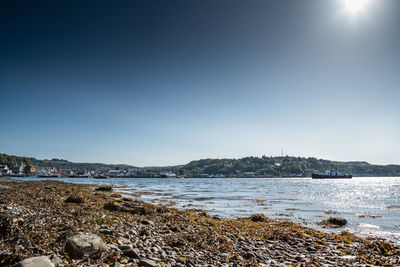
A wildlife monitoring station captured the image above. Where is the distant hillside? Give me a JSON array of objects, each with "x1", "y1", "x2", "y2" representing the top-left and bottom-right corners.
[
  {"x1": 0, "y1": 153, "x2": 33, "y2": 167},
  {"x1": 179, "y1": 156, "x2": 400, "y2": 177},
  {"x1": 2, "y1": 153, "x2": 399, "y2": 177},
  {"x1": 0, "y1": 153, "x2": 135, "y2": 171},
  {"x1": 29, "y1": 158, "x2": 136, "y2": 171}
]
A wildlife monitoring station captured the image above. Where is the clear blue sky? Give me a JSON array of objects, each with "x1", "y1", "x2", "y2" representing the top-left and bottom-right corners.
[{"x1": 1, "y1": 0, "x2": 399, "y2": 166}]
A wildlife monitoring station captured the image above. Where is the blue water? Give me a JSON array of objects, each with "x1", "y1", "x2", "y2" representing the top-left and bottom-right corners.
[{"x1": 14, "y1": 177, "x2": 400, "y2": 243}]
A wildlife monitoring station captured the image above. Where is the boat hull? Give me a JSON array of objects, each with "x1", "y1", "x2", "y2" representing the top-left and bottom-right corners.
[{"x1": 312, "y1": 173, "x2": 352, "y2": 179}]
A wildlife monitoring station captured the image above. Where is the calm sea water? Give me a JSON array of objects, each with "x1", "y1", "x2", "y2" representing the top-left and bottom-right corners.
[{"x1": 14, "y1": 177, "x2": 400, "y2": 243}]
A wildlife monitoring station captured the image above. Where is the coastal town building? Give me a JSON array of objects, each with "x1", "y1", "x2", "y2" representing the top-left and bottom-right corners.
[
  {"x1": 12, "y1": 164, "x2": 25, "y2": 175},
  {"x1": 108, "y1": 170, "x2": 121, "y2": 177},
  {"x1": 0, "y1": 164, "x2": 11, "y2": 175},
  {"x1": 24, "y1": 164, "x2": 37, "y2": 175}
]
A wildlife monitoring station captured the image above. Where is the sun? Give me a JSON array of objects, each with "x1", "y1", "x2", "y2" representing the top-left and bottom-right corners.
[{"x1": 343, "y1": 0, "x2": 369, "y2": 14}]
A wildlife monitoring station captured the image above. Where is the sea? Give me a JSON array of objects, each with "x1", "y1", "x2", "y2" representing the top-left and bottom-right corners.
[{"x1": 14, "y1": 177, "x2": 400, "y2": 244}]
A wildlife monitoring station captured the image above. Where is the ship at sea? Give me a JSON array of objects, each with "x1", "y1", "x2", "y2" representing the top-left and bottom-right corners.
[
  {"x1": 312, "y1": 170, "x2": 352, "y2": 179},
  {"x1": 160, "y1": 171, "x2": 177, "y2": 178},
  {"x1": 93, "y1": 174, "x2": 109, "y2": 179}
]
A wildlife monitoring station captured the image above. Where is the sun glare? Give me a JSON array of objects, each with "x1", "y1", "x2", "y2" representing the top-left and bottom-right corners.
[{"x1": 343, "y1": 0, "x2": 369, "y2": 14}]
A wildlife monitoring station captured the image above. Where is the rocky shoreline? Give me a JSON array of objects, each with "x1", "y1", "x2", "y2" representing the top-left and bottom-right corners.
[{"x1": 0, "y1": 180, "x2": 399, "y2": 266}]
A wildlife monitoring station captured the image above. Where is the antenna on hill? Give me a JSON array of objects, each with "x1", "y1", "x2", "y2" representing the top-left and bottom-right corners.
[{"x1": 281, "y1": 149, "x2": 283, "y2": 157}]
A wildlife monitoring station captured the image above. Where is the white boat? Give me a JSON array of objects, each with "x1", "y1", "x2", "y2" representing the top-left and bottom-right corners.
[{"x1": 160, "y1": 171, "x2": 176, "y2": 178}]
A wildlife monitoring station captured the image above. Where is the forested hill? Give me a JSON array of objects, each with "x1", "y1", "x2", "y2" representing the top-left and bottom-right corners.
[
  {"x1": 0, "y1": 153, "x2": 135, "y2": 171},
  {"x1": 1, "y1": 153, "x2": 400, "y2": 177},
  {"x1": 0, "y1": 153, "x2": 33, "y2": 168},
  {"x1": 179, "y1": 156, "x2": 400, "y2": 177},
  {"x1": 29, "y1": 158, "x2": 135, "y2": 171}
]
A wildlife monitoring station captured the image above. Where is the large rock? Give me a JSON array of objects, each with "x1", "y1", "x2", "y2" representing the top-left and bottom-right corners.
[
  {"x1": 328, "y1": 217, "x2": 347, "y2": 226},
  {"x1": 65, "y1": 232, "x2": 107, "y2": 259},
  {"x1": 13, "y1": 256, "x2": 54, "y2": 267}
]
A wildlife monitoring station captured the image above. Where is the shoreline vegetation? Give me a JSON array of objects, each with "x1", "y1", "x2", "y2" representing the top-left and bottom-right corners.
[{"x1": 1, "y1": 179, "x2": 399, "y2": 266}]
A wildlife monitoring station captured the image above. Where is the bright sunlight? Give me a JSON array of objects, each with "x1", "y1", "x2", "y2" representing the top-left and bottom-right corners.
[{"x1": 343, "y1": 0, "x2": 370, "y2": 14}]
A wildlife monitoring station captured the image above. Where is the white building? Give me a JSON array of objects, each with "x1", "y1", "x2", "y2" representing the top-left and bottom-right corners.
[{"x1": 0, "y1": 165, "x2": 11, "y2": 175}]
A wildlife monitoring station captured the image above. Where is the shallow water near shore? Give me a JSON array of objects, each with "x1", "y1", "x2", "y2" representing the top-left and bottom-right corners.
[{"x1": 14, "y1": 176, "x2": 400, "y2": 243}]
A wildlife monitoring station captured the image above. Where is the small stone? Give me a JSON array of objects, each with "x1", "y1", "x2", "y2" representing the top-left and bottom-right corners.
[
  {"x1": 123, "y1": 248, "x2": 140, "y2": 258},
  {"x1": 294, "y1": 255, "x2": 303, "y2": 261},
  {"x1": 185, "y1": 259, "x2": 195, "y2": 267},
  {"x1": 99, "y1": 228, "x2": 113, "y2": 234},
  {"x1": 119, "y1": 244, "x2": 133, "y2": 250},
  {"x1": 139, "y1": 229, "x2": 151, "y2": 236},
  {"x1": 13, "y1": 256, "x2": 54, "y2": 267},
  {"x1": 243, "y1": 251, "x2": 256, "y2": 259},
  {"x1": 138, "y1": 259, "x2": 157, "y2": 267},
  {"x1": 141, "y1": 220, "x2": 154, "y2": 226},
  {"x1": 130, "y1": 229, "x2": 138, "y2": 236}
]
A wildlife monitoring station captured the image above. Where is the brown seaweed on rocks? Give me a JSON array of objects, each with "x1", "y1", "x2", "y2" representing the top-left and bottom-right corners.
[
  {"x1": 0, "y1": 180, "x2": 399, "y2": 266},
  {"x1": 64, "y1": 196, "x2": 84, "y2": 204},
  {"x1": 95, "y1": 186, "x2": 113, "y2": 192}
]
